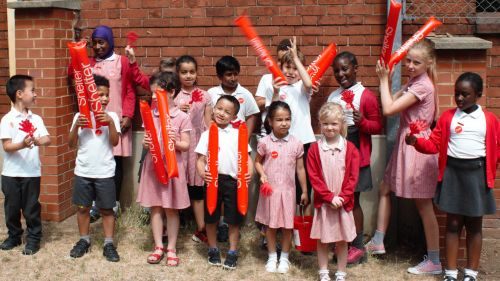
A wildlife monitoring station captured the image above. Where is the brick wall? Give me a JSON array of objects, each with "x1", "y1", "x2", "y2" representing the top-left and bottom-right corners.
[
  {"x1": 0, "y1": 0, "x2": 8, "y2": 115},
  {"x1": 14, "y1": 8, "x2": 76, "y2": 221}
]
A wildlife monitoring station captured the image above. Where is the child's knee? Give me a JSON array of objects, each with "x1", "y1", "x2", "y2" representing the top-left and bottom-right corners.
[
  {"x1": 76, "y1": 205, "x2": 90, "y2": 214},
  {"x1": 99, "y1": 208, "x2": 114, "y2": 217},
  {"x1": 446, "y1": 217, "x2": 463, "y2": 234}
]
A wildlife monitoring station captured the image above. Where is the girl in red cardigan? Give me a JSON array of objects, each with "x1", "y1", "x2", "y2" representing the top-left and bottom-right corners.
[
  {"x1": 327, "y1": 51, "x2": 382, "y2": 265},
  {"x1": 307, "y1": 102, "x2": 360, "y2": 281},
  {"x1": 406, "y1": 72, "x2": 499, "y2": 281}
]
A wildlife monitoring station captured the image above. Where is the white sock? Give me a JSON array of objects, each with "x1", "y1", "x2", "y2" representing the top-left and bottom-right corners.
[
  {"x1": 268, "y1": 252, "x2": 277, "y2": 260},
  {"x1": 464, "y1": 268, "x2": 478, "y2": 278},
  {"x1": 280, "y1": 252, "x2": 289, "y2": 261},
  {"x1": 219, "y1": 217, "x2": 227, "y2": 226},
  {"x1": 445, "y1": 269, "x2": 458, "y2": 279},
  {"x1": 319, "y1": 269, "x2": 329, "y2": 277},
  {"x1": 335, "y1": 271, "x2": 347, "y2": 278}
]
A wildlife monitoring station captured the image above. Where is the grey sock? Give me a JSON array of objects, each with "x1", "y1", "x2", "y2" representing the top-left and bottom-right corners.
[
  {"x1": 80, "y1": 235, "x2": 90, "y2": 244},
  {"x1": 428, "y1": 250, "x2": 440, "y2": 265},
  {"x1": 104, "y1": 237, "x2": 114, "y2": 246},
  {"x1": 352, "y1": 232, "x2": 364, "y2": 249},
  {"x1": 372, "y1": 230, "x2": 385, "y2": 245}
]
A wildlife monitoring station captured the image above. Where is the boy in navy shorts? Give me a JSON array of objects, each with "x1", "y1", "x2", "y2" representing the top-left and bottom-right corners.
[
  {"x1": 195, "y1": 95, "x2": 253, "y2": 270},
  {"x1": 0, "y1": 75, "x2": 51, "y2": 255},
  {"x1": 68, "y1": 75, "x2": 121, "y2": 262}
]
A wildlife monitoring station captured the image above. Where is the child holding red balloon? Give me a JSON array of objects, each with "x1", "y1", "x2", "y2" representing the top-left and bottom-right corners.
[
  {"x1": 254, "y1": 101, "x2": 309, "y2": 274},
  {"x1": 327, "y1": 51, "x2": 382, "y2": 265},
  {"x1": 406, "y1": 73, "x2": 499, "y2": 281},
  {"x1": 307, "y1": 102, "x2": 360, "y2": 281},
  {"x1": 195, "y1": 95, "x2": 253, "y2": 270},
  {"x1": 68, "y1": 75, "x2": 121, "y2": 262},
  {"x1": 366, "y1": 39, "x2": 442, "y2": 275},
  {"x1": 136, "y1": 72, "x2": 192, "y2": 266},
  {"x1": 173, "y1": 55, "x2": 213, "y2": 244}
]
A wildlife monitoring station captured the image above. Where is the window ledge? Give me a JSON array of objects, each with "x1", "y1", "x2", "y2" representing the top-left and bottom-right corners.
[
  {"x1": 7, "y1": 0, "x2": 80, "y2": 10},
  {"x1": 428, "y1": 36, "x2": 492, "y2": 50}
]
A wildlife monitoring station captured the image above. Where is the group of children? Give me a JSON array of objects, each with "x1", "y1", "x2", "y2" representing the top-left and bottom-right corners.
[{"x1": 0, "y1": 24, "x2": 498, "y2": 281}]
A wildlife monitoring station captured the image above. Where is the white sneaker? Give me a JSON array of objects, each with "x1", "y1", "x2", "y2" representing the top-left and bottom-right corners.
[
  {"x1": 335, "y1": 271, "x2": 346, "y2": 281},
  {"x1": 277, "y1": 258, "x2": 290, "y2": 274},
  {"x1": 407, "y1": 256, "x2": 442, "y2": 275},
  {"x1": 319, "y1": 270, "x2": 331, "y2": 281},
  {"x1": 265, "y1": 257, "x2": 277, "y2": 273}
]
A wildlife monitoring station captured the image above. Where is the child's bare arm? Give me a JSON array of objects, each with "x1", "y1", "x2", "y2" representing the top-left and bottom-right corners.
[
  {"x1": 34, "y1": 135, "x2": 51, "y2": 147},
  {"x1": 96, "y1": 112, "x2": 119, "y2": 146},
  {"x1": 296, "y1": 156, "x2": 309, "y2": 206},
  {"x1": 2, "y1": 136, "x2": 32, "y2": 152},
  {"x1": 68, "y1": 115, "x2": 88, "y2": 149},
  {"x1": 245, "y1": 154, "x2": 254, "y2": 183},
  {"x1": 245, "y1": 114, "x2": 257, "y2": 140},
  {"x1": 196, "y1": 154, "x2": 208, "y2": 181},
  {"x1": 175, "y1": 131, "x2": 190, "y2": 152},
  {"x1": 254, "y1": 153, "x2": 267, "y2": 183},
  {"x1": 289, "y1": 36, "x2": 312, "y2": 90},
  {"x1": 203, "y1": 104, "x2": 213, "y2": 129}
]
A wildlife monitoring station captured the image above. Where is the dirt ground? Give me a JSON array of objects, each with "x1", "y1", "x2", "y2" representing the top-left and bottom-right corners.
[{"x1": 0, "y1": 202, "x2": 498, "y2": 281}]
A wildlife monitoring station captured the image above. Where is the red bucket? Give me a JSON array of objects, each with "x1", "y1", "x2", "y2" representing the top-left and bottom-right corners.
[{"x1": 293, "y1": 214, "x2": 316, "y2": 252}]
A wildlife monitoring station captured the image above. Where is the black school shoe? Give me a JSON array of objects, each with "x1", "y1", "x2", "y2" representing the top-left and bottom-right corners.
[
  {"x1": 208, "y1": 248, "x2": 222, "y2": 266},
  {"x1": 103, "y1": 243, "x2": 120, "y2": 262},
  {"x1": 443, "y1": 276, "x2": 457, "y2": 281},
  {"x1": 223, "y1": 252, "x2": 238, "y2": 270},
  {"x1": 22, "y1": 242, "x2": 40, "y2": 255},
  {"x1": 70, "y1": 239, "x2": 91, "y2": 258},
  {"x1": 463, "y1": 275, "x2": 476, "y2": 281},
  {"x1": 0, "y1": 238, "x2": 22, "y2": 250}
]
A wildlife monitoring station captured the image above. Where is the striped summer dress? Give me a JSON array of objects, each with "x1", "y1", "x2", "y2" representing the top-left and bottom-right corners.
[
  {"x1": 255, "y1": 133, "x2": 304, "y2": 229},
  {"x1": 383, "y1": 73, "x2": 439, "y2": 199}
]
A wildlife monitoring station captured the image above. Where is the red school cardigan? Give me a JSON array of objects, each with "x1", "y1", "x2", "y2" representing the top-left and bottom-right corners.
[
  {"x1": 356, "y1": 89, "x2": 383, "y2": 167},
  {"x1": 307, "y1": 140, "x2": 360, "y2": 212},
  {"x1": 413, "y1": 108, "x2": 500, "y2": 188},
  {"x1": 68, "y1": 55, "x2": 136, "y2": 118}
]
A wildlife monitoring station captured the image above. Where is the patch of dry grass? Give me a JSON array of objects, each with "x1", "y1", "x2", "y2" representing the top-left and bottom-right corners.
[{"x1": 0, "y1": 203, "x2": 497, "y2": 281}]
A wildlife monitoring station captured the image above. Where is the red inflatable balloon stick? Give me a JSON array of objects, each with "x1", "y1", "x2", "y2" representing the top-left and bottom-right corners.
[
  {"x1": 68, "y1": 40, "x2": 104, "y2": 129},
  {"x1": 206, "y1": 122, "x2": 219, "y2": 215},
  {"x1": 234, "y1": 15, "x2": 287, "y2": 84},
  {"x1": 68, "y1": 42, "x2": 92, "y2": 129},
  {"x1": 139, "y1": 100, "x2": 168, "y2": 185},
  {"x1": 380, "y1": 0, "x2": 402, "y2": 65},
  {"x1": 237, "y1": 122, "x2": 249, "y2": 216},
  {"x1": 156, "y1": 89, "x2": 179, "y2": 179},
  {"x1": 307, "y1": 43, "x2": 337, "y2": 86},
  {"x1": 388, "y1": 17, "x2": 442, "y2": 69}
]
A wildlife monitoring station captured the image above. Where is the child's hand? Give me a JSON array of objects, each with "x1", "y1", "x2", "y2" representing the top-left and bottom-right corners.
[
  {"x1": 203, "y1": 169, "x2": 213, "y2": 184},
  {"x1": 22, "y1": 135, "x2": 34, "y2": 148},
  {"x1": 272, "y1": 77, "x2": 287, "y2": 90},
  {"x1": 75, "y1": 115, "x2": 89, "y2": 128},
  {"x1": 179, "y1": 102, "x2": 190, "y2": 113},
  {"x1": 331, "y1": 196, "x2": 344, "y2": 209},
  {"x1": 245, "y1": 172, "x2": 252, "y2": 184},
  {"x1": 33, "y1": 137, "x2": 42, "y2": 146},
  {"x1": 311, "y1": 80, "x2": 321, "y2": 95},
  {"x1": 405, "y1": 133, "x2": 417, "y2": 146},
  {"x1": 353, "y1": 109, "x2": 363, "y2": 124},
  {"x1": 143, "y1": 134, "x2": 152, "y2": 149},
  {"x1": 125, "y1": 45, "x2": 136, "y2": 64},
  {"x1": 288, "y1": 36, "x2": 298, "y2": 58},
  {"x1": 376, "y1": 59, "x2": 392, "y2": 81},
  {"x1": 95, "y1": 111, "x2": 113, "y2": 125},
  {"x1": 260, "y1": 174, "x2": 268, "y2": 184},
  {"x1": 300, "y1": 192, "x2": 309, "y2": 206}
]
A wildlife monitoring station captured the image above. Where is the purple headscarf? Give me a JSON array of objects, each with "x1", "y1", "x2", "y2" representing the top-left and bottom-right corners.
[{"x1": 91, "y1": 25, "x2": 114, "y2": 59}]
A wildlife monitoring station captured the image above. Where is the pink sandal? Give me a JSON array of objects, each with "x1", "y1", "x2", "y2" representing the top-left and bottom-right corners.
[
  {"x1": 166, "y1": 249, "x2": 179, "y2": 266},
  {"x1": 147, "y1": 246, "x2": 165, "y2": 264}
]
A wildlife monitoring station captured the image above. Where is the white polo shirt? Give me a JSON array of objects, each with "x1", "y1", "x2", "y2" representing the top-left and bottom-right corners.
[
  {"x1": 255, "y1": 74, "x2": 274, "y2": 138},
  {"x1": 207, "y1": 84, "x2": 260, "y2": 122},
  {"x1": 195, "y1": 125, "x2": 252, "y2": 179},
  {"x1": 327, "y1": 82, "x2": 365, "y2": 126},
  {"x1": 0, "y1": 108, "x2": 49, "y2": 177},
  {"x1": 71, "y1": 111, "x2": 121, "y2": 178},
  {"x1": 447, "y1": 105, "x2": 486, "y2": 159},
  {"x1": 278, "y1": 80, "x2": 315, "y2": 144}
]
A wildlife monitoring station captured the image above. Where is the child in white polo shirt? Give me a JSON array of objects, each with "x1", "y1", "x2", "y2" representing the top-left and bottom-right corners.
[
  {"x1": 207, "y1": 56, "x2": 259, "y2": 139},
  {"x1": 0, "y1": 75, "x2": 51, "y2": 255},
  {"x1": 68, "y1": 75, "x2": 121, "y2": 262},
  {"x1": 195, "y1": 95, "x2": 253, "y2": 270}
]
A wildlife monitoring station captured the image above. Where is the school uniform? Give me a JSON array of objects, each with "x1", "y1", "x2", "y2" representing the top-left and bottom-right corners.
[
  {"x1": 207, "y1": 84, "x2": 259, "y2": 122},
  {"x1": 195, "y1": 124, "x2": 252, "y2": 225},
  {"x1": 0, "y1": 108, "x2": 49, "y2": 244},
  {"x1": 414, "y1": 106, "x2": 499, "y2": 216},
  {"x1": 328, "y1": 82, "x2": 383, "y2": 192},
  {"x1": 71, "y1": 111, "x2": 121, "y2": 210}
]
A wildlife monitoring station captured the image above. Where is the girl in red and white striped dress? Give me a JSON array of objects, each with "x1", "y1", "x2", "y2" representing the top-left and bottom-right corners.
[{"x1": 255, "y1": 101, "x2": 309, "y2": 274}]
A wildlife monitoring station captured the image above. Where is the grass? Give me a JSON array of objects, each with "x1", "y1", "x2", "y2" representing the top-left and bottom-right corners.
[{"x1": 0, "y1": 203, "x2": 497, "y2": 281}]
